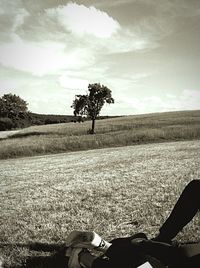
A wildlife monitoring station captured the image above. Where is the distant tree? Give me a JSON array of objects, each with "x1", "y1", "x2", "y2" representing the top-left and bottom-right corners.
[
  {"x1": 71, "y1": 83, "x2": 114, "y2": 134},
  {"x1": 0, "y1": 93, "x2": 28, "y2": 119}
]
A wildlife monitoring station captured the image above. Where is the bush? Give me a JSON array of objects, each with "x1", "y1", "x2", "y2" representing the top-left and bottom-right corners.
[
  {"x1": 44, "y1": 118, "x2": 60, "y2": 125},
  {"x1": 0, "y1": 117, "x2": 14, "y2": 131}
]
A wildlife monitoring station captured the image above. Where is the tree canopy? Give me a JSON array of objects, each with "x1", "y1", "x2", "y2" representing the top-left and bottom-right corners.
[
  {"x1": 0, "y1": 93, "x2": 28, "y2": 119},
  {"x1": 71, "y1": 83, "x2": 114, "y2": 134}
]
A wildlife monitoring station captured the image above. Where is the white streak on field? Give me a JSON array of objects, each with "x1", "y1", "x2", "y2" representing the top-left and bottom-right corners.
[{"x1": 0, "y1": 130, "x2": 19, "y2": 139}]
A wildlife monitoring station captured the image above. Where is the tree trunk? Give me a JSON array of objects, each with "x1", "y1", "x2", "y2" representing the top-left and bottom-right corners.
[{"x1": 91, "y1": 118, "x2": 96, "y2": 134}]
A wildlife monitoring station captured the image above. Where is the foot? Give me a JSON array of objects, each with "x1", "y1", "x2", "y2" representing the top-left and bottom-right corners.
[
  {"x1": 66, "y1": 231, "x2": 111, "y2": 252},
  {"x1": 68, "y1": 247, "x2": 83, "y2": 268}
]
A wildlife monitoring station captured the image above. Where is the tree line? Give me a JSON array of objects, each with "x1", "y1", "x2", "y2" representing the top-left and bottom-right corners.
[{"x1": 0, "y1": 83, "x2": 114, "y2": 133}]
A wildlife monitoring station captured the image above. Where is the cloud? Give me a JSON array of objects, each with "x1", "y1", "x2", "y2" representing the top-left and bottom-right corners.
[
  {"x1": 0, "y1": 35, "x2": 94, "y2": 75},
  {"x1": 0, "y1": 2, "x2": 125, "y2": 76},
  {"x1": 0, "y1": 0, "x2": 29, "y2": 41},
  {"x1": 0, "y1": 37, "x2": 65, "y2": 75},
  {"x1": 46, "y1": 2, "x2": 120, "y2": 38},
  {"x1": 102, "y1": 89, "x2": 200, "y2": 115},
  {"x1": 59, "y1": 75, "x2": 88, "y2": 91},
  {"x1": 0, "y1": 1, "x2": 162, "y2": 80},
  {"x1": 84, "y1": 0, "x2": 137, "y2": 8},
  {"x1": 165, "y1": 90, "x2": 200, "y2": 111}
]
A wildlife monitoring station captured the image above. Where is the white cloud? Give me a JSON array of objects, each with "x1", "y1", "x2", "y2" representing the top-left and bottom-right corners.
[
  {"x1": 12, "y1": 7, "x2": 29, "y2": 32},
  {"x1": 0, "y1": 79, "x2": 17, "y2": 91},
  {"x1": 59, "y1": 75, "x2": 88, "y2": 90},
  {"x1": 97, "y1": 28, "x2": 156, "y2": 54},
  {"x1": 165, "y1": 89, "x2": 200, "y2": 111},
  {"x1": 0, "y1": 2, "x2": 162, "y2": 80},
  {"x1": 0, "y1": 36, "x2": 94, "y2": 75},
  {"x1": 102, "y1": 89, "x2": 200, "y2": 116},
  {"x1": 46, "y1": 3, "x2": 120, "y2": 38},
  {"x1": 0, "y1": 0, "x2": 29, "y2": 39}
]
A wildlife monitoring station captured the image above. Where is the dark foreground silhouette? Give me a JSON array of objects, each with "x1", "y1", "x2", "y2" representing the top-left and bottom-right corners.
[{"x1": 1, "y1": 241, "x2": 199, "y2": 268}]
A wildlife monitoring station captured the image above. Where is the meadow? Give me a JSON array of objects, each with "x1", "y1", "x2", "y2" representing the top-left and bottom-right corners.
[
  {"x1": 0, "y1": 110, "x2": 200, "y2": 159},
  {"x1": 0, "y1": 140, "x2": 200, "y2": 267}
]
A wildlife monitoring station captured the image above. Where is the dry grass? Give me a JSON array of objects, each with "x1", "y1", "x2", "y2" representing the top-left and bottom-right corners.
[
  {"x1": 0, "y1": 140, "x2": 200, "y2": 267},
  {"x1": 0, "y1": 110, "x2": 200, "y2": 159}
]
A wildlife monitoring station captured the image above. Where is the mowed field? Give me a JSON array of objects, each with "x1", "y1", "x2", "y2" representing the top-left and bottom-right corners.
[{"x1": 0, "y1": 140, "x2": 200, "y2": 267}]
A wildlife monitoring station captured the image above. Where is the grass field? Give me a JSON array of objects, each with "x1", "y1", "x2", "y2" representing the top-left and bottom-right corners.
[
  {"x1": 0, "y1": 110, "x2": 200, "y2": 159},
  {"x1": 0, "y1": 140, "x2": 200, "y2": 267}
]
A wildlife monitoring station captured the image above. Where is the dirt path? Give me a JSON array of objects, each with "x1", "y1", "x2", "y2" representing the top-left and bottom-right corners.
[{"x1": 0, "y1": 130, "x2": 19, "y2": 139}]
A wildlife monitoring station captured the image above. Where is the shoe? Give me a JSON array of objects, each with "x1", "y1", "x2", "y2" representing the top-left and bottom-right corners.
[
  {"x1": 66, "y1": 231, "x2": 111, "y2": 252},
  {"x1": 68, "y1": 247, "x2": 83, "y2": 268}
]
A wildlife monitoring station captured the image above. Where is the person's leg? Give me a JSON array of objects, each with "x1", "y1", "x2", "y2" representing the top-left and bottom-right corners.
[
  {"x1": 66, "y1": 232, "x2": 198, "y2": 268},
  {"x1": 155, "y1": 180, "x2": 200, "y2": 242},
  {"x1": 67, "y1": 240, "x2": 200, "y2": 268},
  {"x1": 66, "y1": 232, "x2": 147, "y2": 268},
  {"x1": 106, "y1": 237, "x2": 186, "y2": 267}
]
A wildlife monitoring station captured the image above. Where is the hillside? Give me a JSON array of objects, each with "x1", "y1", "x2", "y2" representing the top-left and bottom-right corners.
[
  {"x1": 0, "y1": 110, "x2": 199, "y2": 159},
  {"x1": 29, "y1": 113, "x2": 119, "y2": 125},
  {"x1": 0, "y1": 111, "x2": 120, "y2": 131}
]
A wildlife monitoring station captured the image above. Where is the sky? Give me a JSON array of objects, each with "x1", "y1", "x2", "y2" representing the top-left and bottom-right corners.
[{"x1": 0, "y1": 0, "x2": 200, "y2": 115}]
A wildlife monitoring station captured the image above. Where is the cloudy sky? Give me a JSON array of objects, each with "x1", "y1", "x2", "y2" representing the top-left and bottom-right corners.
[{"x1": 0, "y1": 0, "x2": 200, "y2": 115}]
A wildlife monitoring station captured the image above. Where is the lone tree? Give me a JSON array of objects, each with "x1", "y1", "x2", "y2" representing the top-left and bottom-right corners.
[
  {"x1": 71, "y1": 83, "x2": 114, "y2": 134},
  {"x1": 0, "y1": 93, "x2": 28, "y2": 119}
]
